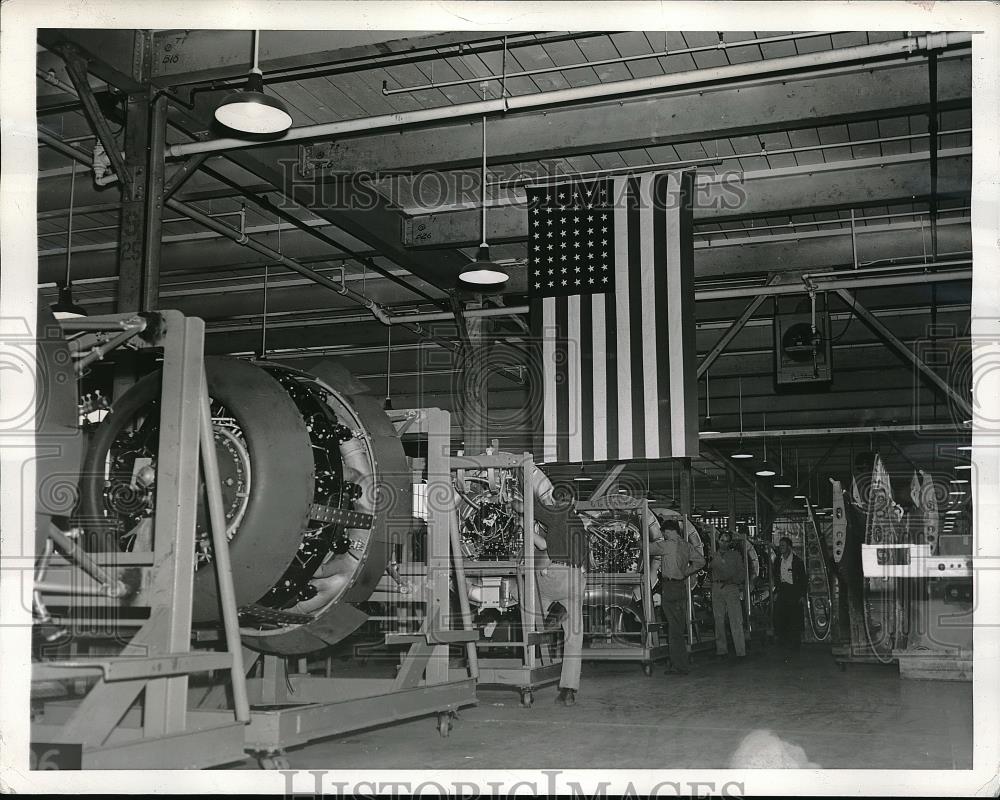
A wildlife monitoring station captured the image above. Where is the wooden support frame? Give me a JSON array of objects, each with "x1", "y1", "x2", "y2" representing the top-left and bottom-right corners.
[{"x1": 31, "y1": 311, "x2": 248, "y2": 769}]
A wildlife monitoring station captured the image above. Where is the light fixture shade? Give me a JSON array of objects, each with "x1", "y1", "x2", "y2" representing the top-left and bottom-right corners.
[
  {"x1": 50, "y1": 284, "x2": 87, "y2": 319},
  {"x1": 458, "y1": 244, "x2": 509, "y2": 289},
  {"x1": 773, "y1": 477, "x2": 792, "y2": 489},
  {"x1": 793, "y1": 493, "x2": 806, "y2": 500},
  {"x1": 215, "y1": 71, "x2": 292, "y2": 134},
  {"x1": 955, "y1": 464, "x2": 972, "y2": 471},
  {"x1": 754, "y1": 461, "x2": 776, "y2": 478},
  {"x1": 699, "y1": 416, "x2": 720, "y2": 436},
  {"x1": 731, "y1": 440, "x2": 754, "y2": 459},
  {"x1": 572, "y1": 464, "x2": 592, "y2": 482}
]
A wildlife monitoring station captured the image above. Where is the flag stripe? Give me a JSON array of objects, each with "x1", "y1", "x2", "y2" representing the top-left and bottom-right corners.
[
  {"x1": 652, "y1": 173, "x2": 672, "y2": 457},
  {"x1": 604, "y1": 291, "x2": 619, "y2": 460},
  {"x1": 567, "y1": 294, "x2": 583, "y2": 462},
  {"x1": 666, "y1": 172, "x2": 695, "y2": 454},
  {"x1": 555, "y1": 297, "x2": 570, "y2": 462},
  {"x1": 541, "y1": 297, "x2": 558, "y2": 463},
  {"x1": 613, "y1": 176, "x2": 633, "y2": 460},
  {"x1": 626, "y1": 178, "x2": 646, "y2": 459},
  {"x1": 591, "y1": 295, "x2": 607, "y2": 461},
  {"x1": 580, "y1": 293, "x2": 595, "y2": 461},
  {"x1": 638, "y1": 173, "x2": 660, "y2": 458}
]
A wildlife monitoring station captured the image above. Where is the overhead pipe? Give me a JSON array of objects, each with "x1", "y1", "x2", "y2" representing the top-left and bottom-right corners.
[
  {"x1": 167, "y1": 33, "x2": 972, "y2": 158},
  {"x1": 382, "y1": 31, "x2": 838, "y2": 95},
  {"x1": 383, "y1": 261, "x2": 973, "y2": 324}
]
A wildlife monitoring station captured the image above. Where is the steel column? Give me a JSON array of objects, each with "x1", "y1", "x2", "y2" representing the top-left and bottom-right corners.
[
  {"x1": 833, "y1": 289, "x2": 973, "y2": 419},
  {"x1": 678, "y1": 458, "x2": 693, "y2": 516},
  {"x1": 116, "y1": 91, "x2": 150, "y2": 312},
  {"x1": 140, "y1": 95, "x2": 168, "y2": 311},
  {"x1": 727, "y1": 465, "x2": 738, "y2": 534}
]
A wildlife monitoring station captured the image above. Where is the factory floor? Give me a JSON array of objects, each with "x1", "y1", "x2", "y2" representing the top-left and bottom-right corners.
[{"x1": 231, "y1": 643, "x2": 972, "y2": 770}]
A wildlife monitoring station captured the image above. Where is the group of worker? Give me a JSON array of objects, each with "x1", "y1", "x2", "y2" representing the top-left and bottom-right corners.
[{"x1": 527, "y1": 469, "x2": 810, "y2": 706}]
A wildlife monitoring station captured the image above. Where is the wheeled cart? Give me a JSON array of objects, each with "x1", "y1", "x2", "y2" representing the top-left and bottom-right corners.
[{"x1": 576, "y1": 498, "x2": 668, "y2": 676}]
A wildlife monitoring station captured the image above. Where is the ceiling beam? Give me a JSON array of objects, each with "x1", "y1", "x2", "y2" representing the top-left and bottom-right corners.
[
  {"x1": 402, "y1": 151, "x2": 972, "y2": 248},
  {"x1": 37, "y1": 28, "x2": 475, "y2": 293},
  {"x1": 148, "y1": 30, "x2": 524, "y2": 86},
  {"x1": 306, "y1": 57, "x2": 970, "y2": 174}
]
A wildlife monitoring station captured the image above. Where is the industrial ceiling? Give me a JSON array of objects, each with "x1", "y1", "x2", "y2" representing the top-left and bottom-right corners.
[{"x1": 34, "y1": 28, "x2": 974, "y2": 519}]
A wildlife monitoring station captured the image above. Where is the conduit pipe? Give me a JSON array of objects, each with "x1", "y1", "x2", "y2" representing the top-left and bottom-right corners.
[
  {"x1": 385, "y1": 261, "x2": 973, "y2": 323},
  {"x1": 167, "y1": 33, "x2": 972, "y2": 158}
]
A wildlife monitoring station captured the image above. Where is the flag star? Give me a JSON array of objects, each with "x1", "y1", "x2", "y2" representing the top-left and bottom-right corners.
[
  {"x1": 602, "y1": 251, "x2": 608, "y2": 258},
  {"x1": 573, "y1": 240, "x2": 581, "y2": 248},
  {"x1": 558, "y1": 192, "x2": 567, "y2": 200},
  {"x1": 561, "y1": 267, "x2": 568, "y2": 274},
  {"x1": 587, "y1": 228, "x2": 594, "y2": 234},
  {"x1": 549, "y1": 280, "x2": 554, "y2": 287},
  {"x1": 575, "y1": 278, "x2": 581, "y2": 285},
  {"x1": 589, "y1": 277, "x2": 595, "y2": 284},
  {"x1": 562, "y1": 279, "x2": 568, "y2": 286},
  {"x1": 587, "y1": 240, "x2": 594, "y2": 247},
  {"x1": 547, "y1": 244, "x2": 554, "y2": 251},
  {"x1": 587, "y1": 214, "x2": 595, "y2": 222},
  {"x1": 535, "y1": 282, "x2": 541, "y2": 288},
  {"x1": 602, "y1": 226, "x2": 608, "y2": 233},
  {"x1": 546, "y1": 218, "x2": 553, "y2": 226},
  {"x1": 601, "y1": 264, "x2": 609, "y2": 270},
  {"x1": 588, "y1": 264, "x2": 595, "y2": 271},
  {"x1": 573, "y1": 216, "x2": 580, "y2": 223},
  {"x1": 601, "y1": 274, "x2": 609, "y2": 282},
  {"x1": 547, "y1": 231, "x2": 553, "y2": 238},
  {"x1": 573, "y1": 229, "x2": 579, "y2": 235},
  {"x1": 601, "y1": 213, "x2": 609, "y2": 221},
  {"x1": 574, "y1": 253, "x2": 581, "y2": 261},
  {"x1": 560, "y1": 216, "x2": 567, "y2": 223},
  {"x1": 560, "y1": 254, "x2": 567, "y2": 261}
]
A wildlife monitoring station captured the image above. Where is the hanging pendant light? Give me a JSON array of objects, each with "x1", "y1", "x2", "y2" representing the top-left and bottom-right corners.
[
  {"x1": 51, "y1": 162, "x2": 86, "y2": 319},
  {"x1": 755, "y1": 412, "x2": 776, "y2": 477},
  {"x1": 730, "y1": 377, "x2": 753, "y2": 459},
  {"x1": 458, "y1": 92, "x2": 508, "y2": 289},
  {"x1": 773, "y1": 436, "x2": 791, "y2": 488},
  {"x1": 573, "y1": 464, "x2": 593, "y2": 483},
  {"x1": 700, "y1": 367, "x2": 720, "y2": 435},
  {"x1": 793, "y1": 450, "x2": 807, "y2": 499},
  {"x1": 383, "y1": 325, "x2": 393, "y2": 410},
  {"x1": 214, "y1": 31, "x2": 292, "y2": 135}
]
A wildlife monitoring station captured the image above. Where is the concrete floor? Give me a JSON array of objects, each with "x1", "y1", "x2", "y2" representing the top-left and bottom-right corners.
[{"x1": 237, "y1": 644, "x2": 972, "y2": 770}]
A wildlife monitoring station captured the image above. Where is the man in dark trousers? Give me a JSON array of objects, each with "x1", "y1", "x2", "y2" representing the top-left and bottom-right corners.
[
  {"x1": 649, "y1": 518, "x2": 706, "y2": 675},
  {"x1": 773, "y1": 536, "x2": 807, "y2": 659},
  {"x1": 530, "y1": 478, "x2": 589, "y2": 707}
]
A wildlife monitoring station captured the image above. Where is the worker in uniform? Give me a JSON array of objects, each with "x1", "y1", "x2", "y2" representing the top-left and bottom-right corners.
[
  {"x1": 648, "y1": 517, "x2": 706, "y2": 675},
  {"x1": 710, "y1": 530, "x2": 747, "y2": 659},
  {"x1": 528, "y1": 473, "x2": 588, "y2": 707},
  {"x1": 772, "y1": 536, "x2": 807, "y2": 660}
]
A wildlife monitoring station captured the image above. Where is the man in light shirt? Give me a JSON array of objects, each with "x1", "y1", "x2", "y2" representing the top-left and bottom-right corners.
[{"x1": 773, "y1": 536, "x2": 807, "y2": 659}]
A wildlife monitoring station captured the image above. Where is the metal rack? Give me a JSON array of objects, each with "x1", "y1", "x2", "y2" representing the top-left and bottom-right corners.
[
  {"x1": 447, "y1": 446, "x2": 561, "y2": 707},
  {"x1": 575, "y1": 498, "x2": 667, "y2": 676},
  {"x1": 31, "y1": 311, "x2": 249, "y2": 769}
]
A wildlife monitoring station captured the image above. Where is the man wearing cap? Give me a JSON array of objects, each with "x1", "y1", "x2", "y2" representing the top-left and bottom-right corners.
[{"x1": 648, "y1": 517, "x2": 706, "y2": 675}]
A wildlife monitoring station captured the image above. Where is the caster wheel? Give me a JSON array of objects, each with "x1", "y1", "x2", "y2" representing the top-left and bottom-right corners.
[
  {"x1": 258, "y1": 753, "x2": 290, "y2": 770},
  {"x1": 642, "y1": 662, "x2": 653, "y2": 677},
  {"x1": 437, "y1": 712, "x2": 454, "y2": 737},
  {"x1": 520, "y1": 690, "x2": 534, "y2": 708}
]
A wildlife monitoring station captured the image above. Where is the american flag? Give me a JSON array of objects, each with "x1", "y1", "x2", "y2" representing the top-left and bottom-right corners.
[{"x1": 527, "y1": 172, "x2": 698, "y2": 464}]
